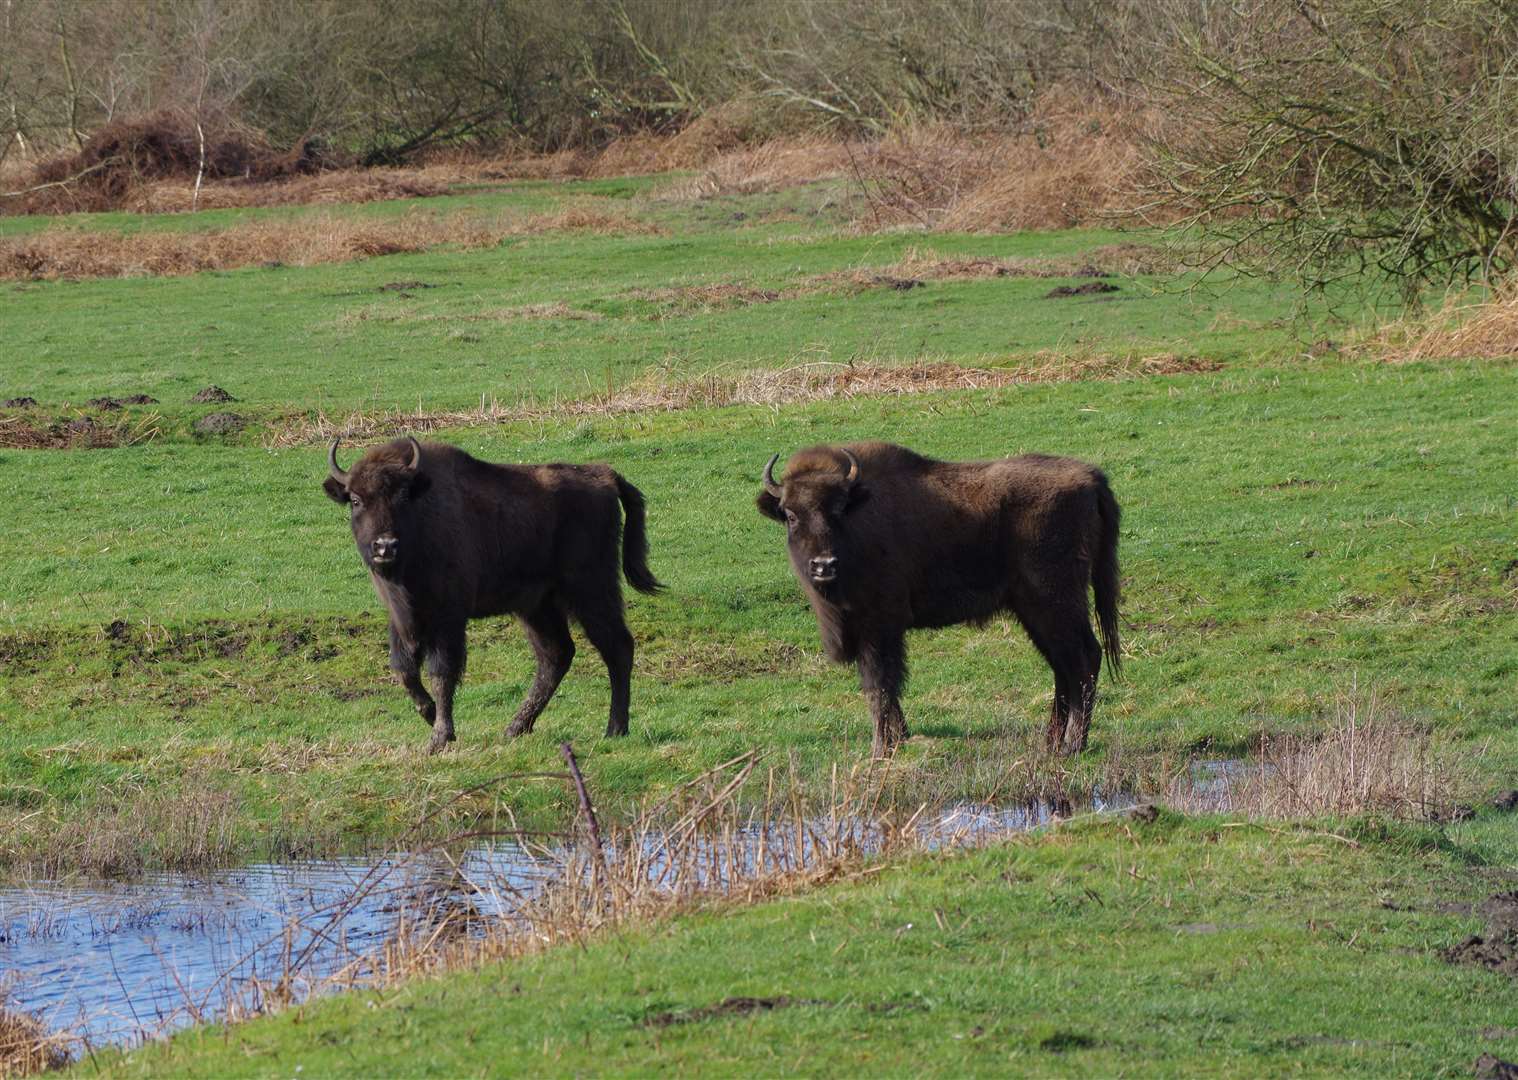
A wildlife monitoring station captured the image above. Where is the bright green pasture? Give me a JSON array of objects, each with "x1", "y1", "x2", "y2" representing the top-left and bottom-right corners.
[
  {"x1": 1, "y1": 358, "x2": 1513, "y2": 872},
  {"x1": 93, "y1": 815, "x2": 1518, "y2": 1078}
]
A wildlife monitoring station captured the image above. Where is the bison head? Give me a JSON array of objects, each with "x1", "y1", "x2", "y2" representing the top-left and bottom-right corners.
[
  {"x1": 323, "y1": 436, "x2": 432, "y2": 577},
  {"x1": 756, "y1": 446, "x2": 870, "y2": 596}
]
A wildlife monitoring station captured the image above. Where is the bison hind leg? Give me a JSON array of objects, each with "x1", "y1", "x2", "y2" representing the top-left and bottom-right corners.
[
  {"x1": 507, "y1": 600, "x2": 576, "y2": 738},
  {"x1": 567, "y1": 590, "x2": 636, "y2": 738},
  {"x1": 1013, "y1": 595, "x2": 1102, "y2": 755}
]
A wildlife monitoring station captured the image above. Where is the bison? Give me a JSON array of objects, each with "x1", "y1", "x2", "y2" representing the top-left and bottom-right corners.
[
  {"x1": 324, "y1": 436, "x2": 662, "y2": 752},
  {"x1": 757, "y1": 441, "x2": 1121, "y2": 757}
]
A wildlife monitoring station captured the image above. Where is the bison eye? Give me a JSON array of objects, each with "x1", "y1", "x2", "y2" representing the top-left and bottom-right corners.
[
  {"x1": 350, "y1": 495, "x2": 363, "y2": 510},
  {"x1": 784, "y1": 509, "x2": 798, "y2": 528}
]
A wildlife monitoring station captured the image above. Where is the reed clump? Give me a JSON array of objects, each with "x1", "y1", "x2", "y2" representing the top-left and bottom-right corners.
[
  {"x1": 0, "y1": 1004, "x2": 70, "y2": 1079},
  {"x1": 1165, "y1": 690, "x2": 1473, "y2": 821}
]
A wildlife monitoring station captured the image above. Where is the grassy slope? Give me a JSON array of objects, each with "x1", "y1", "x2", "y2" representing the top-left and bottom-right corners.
[{"x1": 92, "y1": 816, "x2": 1518, "y2": 1078}]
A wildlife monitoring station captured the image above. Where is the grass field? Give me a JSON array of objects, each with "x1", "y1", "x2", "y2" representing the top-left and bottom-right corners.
[{"x1": 1, "y1": 174, "x2": 1515, "y2": 1074}]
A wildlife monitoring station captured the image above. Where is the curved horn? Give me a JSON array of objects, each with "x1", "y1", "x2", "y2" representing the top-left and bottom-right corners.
[
  {"x1": 762, "y1": 453, "x2": 783, "y2": 498},
  {"x1": 840, "y1": 447, "x2": 860, "y2": 486},
  {"x1": 328, "y1": 438, "x2": 349, "y2": 484},
  {"x1": 404, "y1": 436, "x2": 423, "y2": 472}
]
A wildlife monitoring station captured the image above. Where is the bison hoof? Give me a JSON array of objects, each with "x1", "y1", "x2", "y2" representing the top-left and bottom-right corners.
[
  {"x1": 506, "y1": 721, "x2": 532, "y2": 738},
  {"x1": 426, "y1": 730, "x2": 454, "y2": 754}
]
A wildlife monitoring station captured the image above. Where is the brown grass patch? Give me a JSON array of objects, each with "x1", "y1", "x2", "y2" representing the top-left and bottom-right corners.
[
  {"x1": 0, "y1": 411, "x2": 161, "y2": 450},
  {"x1": 655, "y1": 98, "x2": 1164, "y2": 232},
  {"x1": 1360, "y1": 287, "x2": 1518, "y2": 362},
  {"x1": 1166, "y1": 689, "x2": 1473, "y2": 821},
  {"x1": 268, "y1": 353, "x2": 1218, "y2": 448},
  {"x1": 0, "y1": 203, "x2": 659, "y2": 282},
  {"x1": 0, "y1": 1004, "x2": 69, "y2": 1079}
]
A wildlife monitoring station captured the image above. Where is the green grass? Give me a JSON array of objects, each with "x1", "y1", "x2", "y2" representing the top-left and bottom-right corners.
[
  {"x1": 5, "y1": 168, "x2": 1516, "y2": 1079},
  {"x1": 3, "y1": 176, "x2": 1323, "y2": 428},
  {"x1": 87, "y1": 814, "x2": 1518, "y2": 1078},
  {"x1": 2, "y1": 357, "x2": 1513, "y2": 871}
]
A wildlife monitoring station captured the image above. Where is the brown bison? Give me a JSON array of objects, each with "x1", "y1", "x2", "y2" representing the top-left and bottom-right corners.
[
  {"x1": 324, "y1": 437, "x2": 662, "y2": 752},
  {"x1": 757, "y1": 441, "x2": 1120, "y2": 756}
]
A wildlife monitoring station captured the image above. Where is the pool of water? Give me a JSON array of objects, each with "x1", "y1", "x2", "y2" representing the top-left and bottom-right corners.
[{"x1": 1, "y1": 793, "x2": 1137, "y2": 1053}]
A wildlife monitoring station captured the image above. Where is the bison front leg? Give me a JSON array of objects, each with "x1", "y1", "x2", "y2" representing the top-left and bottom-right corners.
[
  {"x1": 389, "y1": 625, "x2": 436, "y2": 729},
  {"x1": 857, "y1": 634, "x2": 909, "y2": 757},
  {"x1": 423, "y1": 624, "x2": 467, "y2": 754}
]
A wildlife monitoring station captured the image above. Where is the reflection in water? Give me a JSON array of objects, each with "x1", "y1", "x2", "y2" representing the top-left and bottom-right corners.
[{"x1": 1, "y1": 793, "x2": 1134, "y2": 1052}]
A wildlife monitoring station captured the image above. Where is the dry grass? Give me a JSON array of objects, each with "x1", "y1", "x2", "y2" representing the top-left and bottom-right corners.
[
  {"x1": 268, "y1": 353, "x2": 1218, "y2": 448},
  {"x1": 0, "y1": 411, "x2": 161, "y2": 450},
  {"x1": 0, "y1": 203, "x2": 659, "y2": 282},
  {"x1": 0, "y1": 1001, "x2": 70, "y2": 1078},
  {"x1": 1166, "y1": 689, "x2": 1474, "y2": 821},
  {"x1": 1360, "y1": 287, "x2": 1518, "y2": 362},
  {"x1": 654, "y1": 97, "x2": 1164, "y2": 233}
]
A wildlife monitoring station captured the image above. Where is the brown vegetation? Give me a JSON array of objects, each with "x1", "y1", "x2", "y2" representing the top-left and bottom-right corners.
[
  {"x1": 0, "y1": 411, "x2": 161, "y2": 450},
  {"x1": 0, "y1": 204, "x2": 659, "y2": 282},
  {"x1": 269, "y1": 354, "x2": 1219, "y2": 448},
  {"x1": 0, "y1": 1004, "x2": 69, "y2": 1078},
  {"x1": 653, "y1": 99, "x2": 1162, "y2": 233},
  {"x1": 1360, "y1": 288, "x2": 1518, "y2": 363},
  {"x1": 1165, "y1": 690, "x2": 1473, "y2": 821}
]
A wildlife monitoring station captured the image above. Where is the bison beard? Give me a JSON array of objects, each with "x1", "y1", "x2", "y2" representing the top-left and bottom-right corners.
[
  {"x1": 324, "y1": 437, "x2": 661, "y2": 752},
  {"x1": 757, "y1": 441, "x2": 1121, "y2": 757}
]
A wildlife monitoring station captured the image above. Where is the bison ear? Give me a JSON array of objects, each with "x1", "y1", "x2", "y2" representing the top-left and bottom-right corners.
[
  {"x1": 756, "y1": 490, "x2": 784, "y2": 522},
  {"x1": 322, "y1": 476, "x2": 350, "y2": 504},
  {"x1": 845, "y1": 484, "x2": 871, "y2": 512}
]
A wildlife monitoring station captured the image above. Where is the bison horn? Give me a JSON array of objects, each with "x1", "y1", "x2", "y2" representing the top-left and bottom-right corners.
[
  {"x1": 328, "y1": 438, "x2": 349, "y2": 484},
  {"x1": 404, "y1": 436, "x2": 423, "y2": 472},
  {"x1": 840, "y1": 448, "x2": 860, "y2": 486},
  {"x1": 762, "y1": 453, "x2": 783, "y2": 498}
]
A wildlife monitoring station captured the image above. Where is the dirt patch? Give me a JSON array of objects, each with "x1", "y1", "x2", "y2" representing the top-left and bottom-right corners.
[
  {"x1": 644, "y1": 996, "x2": 828, "y2": 1028},
  {"x1": 1494, "y1": 790, "x2": 1518, "y2": 811},
  {"x1": 1444, "y1": 893, "x2": 1518, "y2": 977},
  {"x1": 1045, "y1": 281, "x2": 1120, "y2": 299},
  {"x1": 192, "y1": 411, "x2": 245, "y2": 436},
  {"x1": 379, "y1": 280, "x2": 438, "y2": 292},
  {"x1": 2, "y1": 397, "x2": 38, "y2": 408},
  {"x1": 189, "y1": 386, "x2": 237, "y2": 403},
  {"x1": 85, "y1": 396, "x2": 123, "y2": 410}
]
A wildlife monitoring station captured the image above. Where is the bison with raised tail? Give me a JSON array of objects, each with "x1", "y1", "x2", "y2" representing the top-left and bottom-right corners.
[
  {"x1": 757, "y1": 442, "x2": 1121, "y2": 757},
  {"x1": 324, "y1": 437, "x2": 662, "y2": 752}
]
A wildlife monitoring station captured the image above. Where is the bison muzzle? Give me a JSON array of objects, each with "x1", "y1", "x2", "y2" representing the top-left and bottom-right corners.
[
  {"x1": 325, "y1": 436, "x2": 662, "y2": 752},
  {"x1": 757, "y1": 441, "x2": 1121, "y2": 757}
]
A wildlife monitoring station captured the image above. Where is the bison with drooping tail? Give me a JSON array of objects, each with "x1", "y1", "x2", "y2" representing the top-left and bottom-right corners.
[
  {"x1": 324, "y1": 436, "x2": 661, "y2": 752},
  {"x1": 756, "y1": 441, "x2": 1121, "y2": 756}
]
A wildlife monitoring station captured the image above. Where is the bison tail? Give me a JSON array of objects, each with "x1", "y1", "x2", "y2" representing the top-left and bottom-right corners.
[
  {"x1": 1093, "y1": 473, "x2": 1122, "y2": 676},
  {"x1": 615, "y1": 474, "x2": 664, "y2": 594}
]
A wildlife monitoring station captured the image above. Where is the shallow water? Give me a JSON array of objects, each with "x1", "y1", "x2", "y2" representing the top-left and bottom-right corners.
[
  {"x1": 1, "y1": 794, "x2": 1134, "y2": 1051},
  {"x1": 0, "y1": 842, "x2": 552, "y2": 1048}
]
